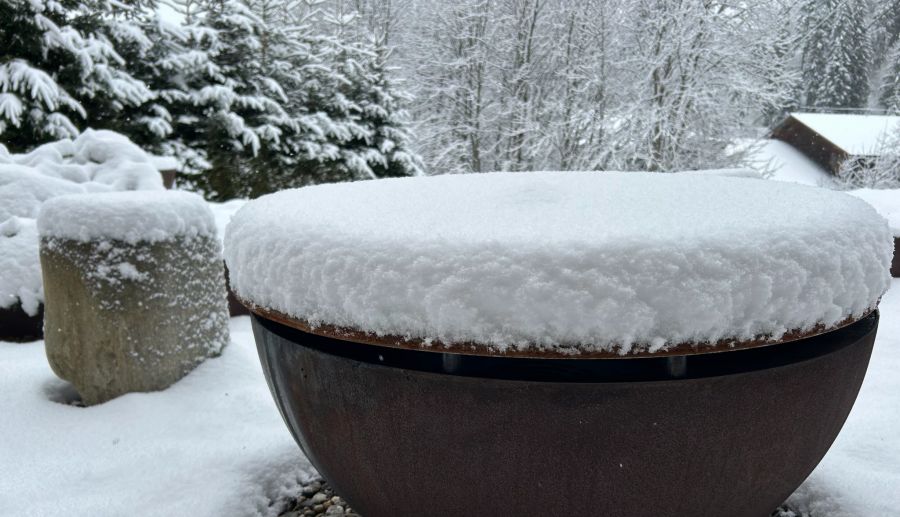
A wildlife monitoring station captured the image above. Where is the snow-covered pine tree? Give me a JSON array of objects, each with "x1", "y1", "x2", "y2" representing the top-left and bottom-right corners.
[
  {"x1": 95, "y1": 0, "x2": 178, "y2": 152},
  {"x1": 798, "y1": 0, "x2": 831, "y2": 109},
  {"x1": 814, "y1": 0, "x2": 871, "y2": 109},
  {"x1": 235, "y1": 0, "x2": 326, "y2": 194},
  {"x1": 352, "y1": 38, "x2": 422, "y2": 178},
  {"x1": 181, "y1": 0, "x2": 420, "y2": 198},
  {"x1": 0, "y1": 0, "x2": 152, "y2": 151},
  {"x1": 163, "y1": 0, "x2": 209, "y2": 24},
  {"x1": 173, "y1": 0, "x2": 296, "y2": 200},
  {"x1": 881, "y1": 40, "x2": 900, "y2": 112},
  {"x1": 869, "y1": 1, "x2": 900, "y2": 78},
  {"x1": 309, "y1": 23, "x2": 422, "y2": 183}
]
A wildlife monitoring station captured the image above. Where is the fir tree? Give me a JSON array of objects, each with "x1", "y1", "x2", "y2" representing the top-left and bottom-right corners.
[
  {"x1": 179, "y1": 0, "x2": 421, "y2": 199},
  {"x1": 814, "y1": 0, "x2": 871, "y2": 109},
  {"x1": 321, "y1": 36, "x2": 421, "y2": 181},
  {"x1": 247, "y1": 1, "x2": 420, "y2": 193},
  {"x1": 97, "y1": 0, "x2": 178, "y2": 152},
  {"x1": 881, "y1": 41, "x2": 900, "y2": 112},
  {"x1": 0, "y1": 0, "x2": 151, "y2": 151},
  {"x1": 290, "y1": 6, "x2": 421, "y2": 184},
  {"x1": 175, "y1": 0, "x2": 298, "y2": 200},
  {"x1": 799, "y1": 0, "x2": 832, "y2": 108}
]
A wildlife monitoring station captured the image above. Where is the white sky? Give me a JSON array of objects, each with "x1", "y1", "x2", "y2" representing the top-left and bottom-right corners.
[{"x1": 156, "y1": 4, "x2": 184, "y2": 25}]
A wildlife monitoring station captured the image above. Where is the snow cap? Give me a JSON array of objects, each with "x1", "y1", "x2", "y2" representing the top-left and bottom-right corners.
[
  {"x1": 38, "y1": 190, "x2": 217, "y2": 244},
  {"x1": 225, "y1": 172, "x2": 892, "y2": 354}
]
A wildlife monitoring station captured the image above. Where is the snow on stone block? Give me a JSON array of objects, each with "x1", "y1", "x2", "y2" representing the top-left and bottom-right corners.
[
  {"x1": 0, "y1": 130, "x2": 171, "y2": 319},
  {"x1": 225, "y1": 171, "x2": 893, "y2": 355},
  {"x1": 2, "y1": 129, "x2": 166, "y2": 191},
  {"x1": 0, "y1": 217, "x2": 42, "y2": 316},
  {"x1": 38, "y1": 191, "x2": 229, "y2": 405},
  {"x1": 39, "y1": 190, "x2": 217, "y2": 244},
  {"x1": 0, "y1": 166, "x2": 84, "y2": 221}
]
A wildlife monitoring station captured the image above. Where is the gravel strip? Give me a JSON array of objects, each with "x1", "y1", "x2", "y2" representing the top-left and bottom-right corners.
[
  {"x1": 278, "y1": 479, "x2": 357, "y2": 517},
  {"x1": 772, "y1": 505, "x2": 806, "y2": 517},
  {"x1": 278, "y1": 479, "x2": 803, "y2": 517}
]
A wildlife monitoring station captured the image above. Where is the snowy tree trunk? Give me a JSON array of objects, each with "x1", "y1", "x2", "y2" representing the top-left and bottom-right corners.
[{"x1": 40, "y1": 233, "x2": 229, "y2": 406}]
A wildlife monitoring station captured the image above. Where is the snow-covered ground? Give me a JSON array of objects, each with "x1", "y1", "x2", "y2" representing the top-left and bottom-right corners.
[
  {"x1": 2, "y1": 289, "x2": 900, "y2": 515},
  {"x1": 0, "y1": 316, "x2": 313, "y2": 517},
  {"x1": 786, "y1": 282, "x2": 900, "y2": 515}
]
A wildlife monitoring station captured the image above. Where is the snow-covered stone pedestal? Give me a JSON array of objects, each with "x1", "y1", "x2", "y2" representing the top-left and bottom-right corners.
[
  {"x1": 1, "y1": 130, "x2": 172, "y2": 341},
  {"x1": 38, "y1": 191, "x2": 229, "y2": 405}
]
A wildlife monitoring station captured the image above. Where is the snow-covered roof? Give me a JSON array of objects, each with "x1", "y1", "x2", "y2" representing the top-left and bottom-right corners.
[
  {"x1": 790, "y1": 112, "x2": 900, "y2": 156},
  {"x1": 225, "y1": 171, "x2": 891, "y2": 355},
  {"x1": 743, "y1": 139, "x2": 832, "y2": 186}
]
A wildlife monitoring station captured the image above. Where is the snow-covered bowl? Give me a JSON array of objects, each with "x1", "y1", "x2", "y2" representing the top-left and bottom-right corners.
[{"x1": 225, "y1": 172, "x2": 892, "y2": 517}]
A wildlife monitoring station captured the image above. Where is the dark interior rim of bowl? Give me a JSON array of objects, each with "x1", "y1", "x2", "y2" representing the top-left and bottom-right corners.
[{"x1": 252, "y1": 309, "x2": 878, "y2": 383}]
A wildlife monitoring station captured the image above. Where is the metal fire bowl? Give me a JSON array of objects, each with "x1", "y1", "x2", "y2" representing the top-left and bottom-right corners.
[{"x1": 251, "y1": 311, "x2": 878, "y2": 517}]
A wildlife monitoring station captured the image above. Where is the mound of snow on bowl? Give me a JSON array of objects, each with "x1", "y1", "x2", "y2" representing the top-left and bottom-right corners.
[
  {"x1": 225, "y1": 171, "x2": 892, "y2": 354},
  {"x1": 849, "y1": 189, "x2": 900, "y2": 237}
]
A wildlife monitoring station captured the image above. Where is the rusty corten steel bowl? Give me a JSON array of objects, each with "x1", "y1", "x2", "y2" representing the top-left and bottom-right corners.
[{"x1": 251, "y1": 310, "x2": 878, "y2": 517}]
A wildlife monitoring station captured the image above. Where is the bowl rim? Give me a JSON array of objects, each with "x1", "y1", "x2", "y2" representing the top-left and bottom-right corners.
[
  {"x1": 252, "y1": 309, "x2": 879, "y2": 382},
  {"x1": 239, "y1": 295, "x2": 877, "y2": 359}
]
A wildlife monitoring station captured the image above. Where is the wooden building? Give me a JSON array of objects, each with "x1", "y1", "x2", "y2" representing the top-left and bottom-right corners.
[{"x1": 770, "y1": 112, "x2": 900, "y2": 175}]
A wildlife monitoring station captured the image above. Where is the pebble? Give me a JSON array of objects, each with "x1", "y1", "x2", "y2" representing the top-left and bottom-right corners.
[
  {"x1": 278, "y1": 479, "x2": 355, "y2": 517},
  {"x1": 771, "y1": 506, "x2": 800, "y2": 517}
]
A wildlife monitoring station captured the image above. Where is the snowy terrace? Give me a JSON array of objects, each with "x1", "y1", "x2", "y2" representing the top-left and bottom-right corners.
[
  {"x1": 0, "y1": 286, "x2": 898, "y2": 516},
  {"x1": 2, "y1": 132, "x2": 900, "y2": 515}
]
